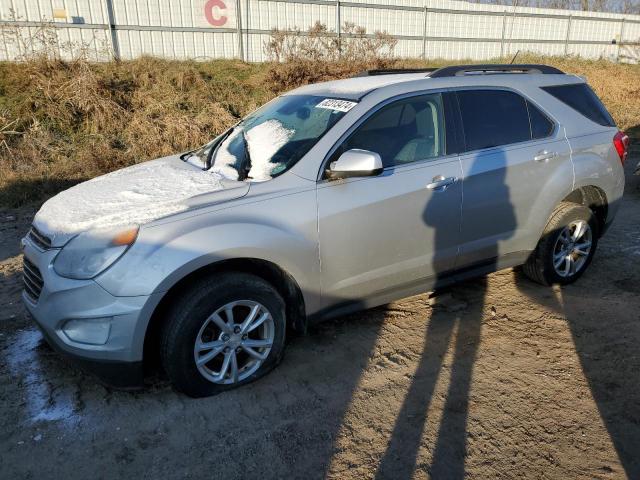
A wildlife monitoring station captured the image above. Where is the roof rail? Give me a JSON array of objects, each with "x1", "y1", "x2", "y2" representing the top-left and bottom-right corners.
[
  {"x1": 428, "y1": 64, "x2": 564, "y2": 78},
  {"x1": 353, "y1": 68, "x2": 438, "y2": 77}
]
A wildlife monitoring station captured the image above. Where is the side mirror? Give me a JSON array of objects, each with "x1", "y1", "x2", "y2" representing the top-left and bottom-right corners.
[{"x1": 327, "y1": 149, "x2": 383, "y2": 179}]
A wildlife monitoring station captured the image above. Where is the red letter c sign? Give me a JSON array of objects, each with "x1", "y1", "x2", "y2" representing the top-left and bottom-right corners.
[{"x1": 204, "y1": 0, "x2": 228, "y2": 27}]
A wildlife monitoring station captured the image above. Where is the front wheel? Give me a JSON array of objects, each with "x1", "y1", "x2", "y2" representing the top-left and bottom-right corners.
[
  {"x1": 160, "y1": 272, "x2": 286, "y2": 397},
  {"x1": 523, "y1": 202, "x2": 598, "y2": 286}
]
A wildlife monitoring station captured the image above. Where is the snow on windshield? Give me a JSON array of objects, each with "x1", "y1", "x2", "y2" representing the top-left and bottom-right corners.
[
  {"x1": 34, "y1": 158, "x2": 228, "y2": 236},
  {"x1": 246, "y1": 119, "x2": 293, "y2": 181},
  {"x1": 203, "y1": 95, "x2": 346, "y2": 182}
]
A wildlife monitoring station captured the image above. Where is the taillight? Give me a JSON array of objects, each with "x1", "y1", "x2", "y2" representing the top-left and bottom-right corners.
[{"x1": 613, "y1": 130, "x2": 629, "y2": 164}]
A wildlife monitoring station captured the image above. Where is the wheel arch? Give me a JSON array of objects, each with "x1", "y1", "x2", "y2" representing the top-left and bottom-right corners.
[
  {"x1": 142, "y1": 257, "x2": 307, "y2": 370},
  {"x1": 561, "y1": 185, "x2": 608, "y2": 236}
]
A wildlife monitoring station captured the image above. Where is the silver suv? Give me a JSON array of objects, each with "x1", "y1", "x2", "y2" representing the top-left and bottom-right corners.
[{"x1": 22, "y1": 64, "x2": 628, "y2": 397}]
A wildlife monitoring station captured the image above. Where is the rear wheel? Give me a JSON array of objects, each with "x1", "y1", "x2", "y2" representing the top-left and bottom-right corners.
[
  {"x1": 160, "y1": 272, "x2": 286, "y2": 397},
  {"x1": 523, "y1": 202, "x2": 598, "y2": 286}
]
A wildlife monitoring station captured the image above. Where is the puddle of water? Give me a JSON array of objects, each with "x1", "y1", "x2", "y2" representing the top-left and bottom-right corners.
[{"x1": 4, "y1": 328, "x2": 81, "y2": 426}]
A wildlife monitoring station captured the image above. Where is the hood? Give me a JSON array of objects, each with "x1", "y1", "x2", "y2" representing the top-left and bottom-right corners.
[{"x1": 33, "y1": 155, "x2": 249, "y2": 247}]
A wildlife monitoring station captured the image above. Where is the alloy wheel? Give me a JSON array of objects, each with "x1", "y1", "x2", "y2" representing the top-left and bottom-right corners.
[
  {"x1": 552, "y1": 220, "x2": 593, "y2": 278},
  {"x1": 193, "y1": 300, "x2": 275, "y2": 384}
]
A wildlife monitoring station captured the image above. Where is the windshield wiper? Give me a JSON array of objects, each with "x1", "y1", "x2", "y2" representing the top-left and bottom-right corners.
[
  {"x1": 238, "y1": 130, "x2": 252, "y2": 181},
  {"x1": 206, "y1": 127, "x2": 235, "y2": 170}
]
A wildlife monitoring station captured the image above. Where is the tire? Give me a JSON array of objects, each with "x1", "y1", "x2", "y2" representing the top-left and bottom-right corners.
[
  {"x1": 523, "y1": 202, "x2": 598, "y2": 286},
  {"x1": 160, "y1": 272, "x2": 286, "y2": 397}
]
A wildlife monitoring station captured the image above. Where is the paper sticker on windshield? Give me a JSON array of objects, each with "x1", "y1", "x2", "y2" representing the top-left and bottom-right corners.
[{"x1": 315, "y1": 98, "x2": 358, "y2": 112}]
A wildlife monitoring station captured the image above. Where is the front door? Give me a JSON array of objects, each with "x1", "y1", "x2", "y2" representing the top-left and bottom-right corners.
[{"x1": 316, "y1": 92, "x2": 462, "y2": 308}]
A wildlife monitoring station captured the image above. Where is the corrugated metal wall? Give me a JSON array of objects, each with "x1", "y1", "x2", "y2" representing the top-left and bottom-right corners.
[{"x1": 1, "y1": 0, "x2": 638, "y2": 62}]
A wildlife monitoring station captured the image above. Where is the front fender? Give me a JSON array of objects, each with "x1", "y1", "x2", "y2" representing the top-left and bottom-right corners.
[{"x1": 96, "y1": 190, "x2": 320, "y2": 312}]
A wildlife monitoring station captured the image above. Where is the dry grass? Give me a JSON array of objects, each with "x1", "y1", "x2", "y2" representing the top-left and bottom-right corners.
[
  {"x1": 0, "y1": 49, "x2": 638, "y2": 207},
  {"x1": 0, "y1": 56, "x2": 271, "y2": 206}
]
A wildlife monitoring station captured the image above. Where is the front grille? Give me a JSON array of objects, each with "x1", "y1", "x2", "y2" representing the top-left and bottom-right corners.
[
  {"x1": 28, "y1": 226, "x2": 52, "y2": 250},
  {"x1": 23, "y1": 257, "x2": 44, "y2": 302}
]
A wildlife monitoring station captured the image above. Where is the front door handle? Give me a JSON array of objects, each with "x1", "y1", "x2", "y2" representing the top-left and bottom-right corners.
[
  {"x1": 426, "y1": 175, "x2": 457, "y2": 191},
  {"x1": 534, "y1": 150, "x2": 558, "y2": 162}
]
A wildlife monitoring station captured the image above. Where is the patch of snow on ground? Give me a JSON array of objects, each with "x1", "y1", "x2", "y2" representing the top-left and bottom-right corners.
[
  {"x1": 35, "y1": 157, "x2": 226, "y2": 236},
  {"x1": 4, "y1": 329, "x2": 80, "y2": 425},
  {"x1": 245, "y1": 119, "x2": 293, "y2": 181}
]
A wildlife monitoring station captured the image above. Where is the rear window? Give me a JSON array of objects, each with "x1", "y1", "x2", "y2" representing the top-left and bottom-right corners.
[
  {"x1": 542, "y1": 83, "x2": 615, "y2": 127},
  {"x1": 457, "y1": 90, "x2": 531, "y2": 151}
]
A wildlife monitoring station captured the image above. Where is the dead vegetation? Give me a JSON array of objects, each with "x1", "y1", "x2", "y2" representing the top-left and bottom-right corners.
[
  {"x1": 0, "y1": 56, "x2": 269, "y2": 206},
  {"x1": 263, "y1": 21, "x2": 398, "y2": 92},
  {"x1": 0, "y1": 23, "x2": 638, "y2": 207}
]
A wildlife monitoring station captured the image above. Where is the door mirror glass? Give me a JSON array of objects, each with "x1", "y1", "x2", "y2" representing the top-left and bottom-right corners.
[{"x1": 328, "y1": 149, "x2": 383, "y2": 179}]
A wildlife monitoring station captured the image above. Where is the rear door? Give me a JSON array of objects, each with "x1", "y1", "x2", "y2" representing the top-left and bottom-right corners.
[
  {"x1": 454, "y1": 88, "x2": 573, "y2": 268},
  {"x1": 317, "y1": 92, "x2": 462, "y2": 307}
]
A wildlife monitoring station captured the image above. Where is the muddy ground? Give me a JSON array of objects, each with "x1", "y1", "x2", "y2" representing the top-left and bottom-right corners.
[{"x1": 1, "y1": 161, "x2": 639, "y2": 480}]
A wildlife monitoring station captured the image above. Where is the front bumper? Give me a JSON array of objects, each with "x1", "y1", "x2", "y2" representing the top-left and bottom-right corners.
[
  {"x1": 21, "y1": 237, "x2": 157, "y2": 388},
  {"x1": 31, "y1": 318, "x2": 145, "y2": 389}
]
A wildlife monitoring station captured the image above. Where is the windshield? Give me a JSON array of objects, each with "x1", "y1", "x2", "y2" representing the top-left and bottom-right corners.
[{"x1": 185, "y1": 95, "x2": 355, "y2": 181}]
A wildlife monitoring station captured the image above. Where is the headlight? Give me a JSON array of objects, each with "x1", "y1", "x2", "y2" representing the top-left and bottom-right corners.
[{"x1": 53, "y1": 226, "x2": 139, "y2": 279}]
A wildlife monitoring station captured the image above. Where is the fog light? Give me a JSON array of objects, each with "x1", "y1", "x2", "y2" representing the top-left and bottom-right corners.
[{"x1": 62, "y1": 317, "x2": 112, "y2": 345}]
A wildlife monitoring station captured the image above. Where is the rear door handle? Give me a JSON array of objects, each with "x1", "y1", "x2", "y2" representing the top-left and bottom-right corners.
[
  {"x1": 426, "y1": 175, "x2": 457, "y2": 191},
  {"x1": 534, "y1": 151, "x2": 558, "y2": 162}
]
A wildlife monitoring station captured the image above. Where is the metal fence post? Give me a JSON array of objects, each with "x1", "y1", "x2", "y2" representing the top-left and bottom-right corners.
[
  {"x1": 564, "y1": 15, "x2": 572, "y2": 56},
  {"x1": 336, "y1": 0, "x2": 341, "y2": 57},
  {"x1": 236, "y1": 0, "x2": 244, "y2": 61},
  {"x1": 422, "y1": 6, "x2": 428, "y2": 60},
  {"x1": 104, "y1": 0, "x2": 120, "y2": 60},
  {"x1": 245, "y1": 0, "x2": 250, "y2": 61},
  {"x1": 617, "y1": 18, "x2": 625, "y2": 62},
  {"x1": 500, "y1": 10, "x2": 507, "y2": 58}
]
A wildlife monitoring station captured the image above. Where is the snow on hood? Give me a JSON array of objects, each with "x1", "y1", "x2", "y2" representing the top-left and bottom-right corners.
[{"x1": 33, "y1": 155, "x2": 248, "y2": 245}]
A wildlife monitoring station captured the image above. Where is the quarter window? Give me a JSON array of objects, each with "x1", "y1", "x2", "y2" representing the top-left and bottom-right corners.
[
  {"x1": 542, "y1": 83, "x2": 615, "y2": 127},
  {"x1": 527, "y1": 101, "x2": 554, "y2": 139},
  {"x1": 337, "y1": 93, "x2": 445, "y2": 168}
]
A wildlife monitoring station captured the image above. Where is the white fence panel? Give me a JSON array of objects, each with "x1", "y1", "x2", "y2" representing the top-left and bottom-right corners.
[{"x1": 0, "y1": 0, "x2": 638, "y2": 62}]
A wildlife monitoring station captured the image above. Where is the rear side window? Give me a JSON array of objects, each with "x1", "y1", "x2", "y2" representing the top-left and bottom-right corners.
[
  {"x1": 542, "y1": 83, "x2": 615, "y2": 127},
  {"x1": 457, "y1": 90, "x2": 530, "y2": 151},
  {"x1": 527, "y1": 101, "x2": 554, "y2": 139}
]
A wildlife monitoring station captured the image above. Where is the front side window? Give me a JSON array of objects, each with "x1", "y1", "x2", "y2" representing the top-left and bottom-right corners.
[
  {"x1": 185, "y1": 95, "x2": 352, "y2": 181},
  {"x1": 457, "y1": 90, "x2": 531, "y2": 151},
  {"x1": 337, "y1": 93, "x2": 445, "y2": 168}
]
